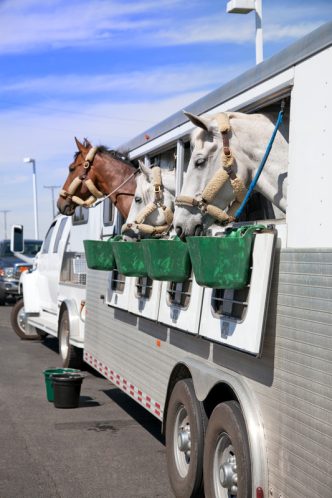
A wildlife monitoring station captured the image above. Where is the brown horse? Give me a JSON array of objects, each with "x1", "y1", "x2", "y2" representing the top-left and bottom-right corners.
[{"x1": 57, "y1": 138, "x2": 138, "y2": 218}]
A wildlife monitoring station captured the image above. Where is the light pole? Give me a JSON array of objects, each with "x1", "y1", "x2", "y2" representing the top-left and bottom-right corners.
[
  {"x1": 0, "y1": 210, "x2": 11, "y2": 238},
  {"x1": 226, "y1": 0, "x2": 263, "y2": 64},
  {"x1": 44, "y1": 185, "x2": 60, "y2": 219},
  {"x1": 23, "y1": 157, "x2": 39, "y2": 239}
]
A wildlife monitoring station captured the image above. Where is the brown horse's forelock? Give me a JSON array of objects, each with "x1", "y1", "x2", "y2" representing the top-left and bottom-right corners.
[{"x1": 73, "y1": 140, "x2": 137, "y2": 169}]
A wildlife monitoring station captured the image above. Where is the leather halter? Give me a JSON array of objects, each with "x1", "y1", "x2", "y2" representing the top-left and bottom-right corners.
[
  {"x1": 122, "y1": 166, "x2": 174, "y2": 236},
  {"x1": 175, "y1": 113, "x2": 247, "y2": 224},
  {"x1": 59, "y1": 147, "x2": 137, "y2": 209}
]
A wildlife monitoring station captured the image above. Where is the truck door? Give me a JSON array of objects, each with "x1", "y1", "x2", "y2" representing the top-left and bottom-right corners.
[{"x1": 37, "y1": 217, "x2": 69, "y2": 315}]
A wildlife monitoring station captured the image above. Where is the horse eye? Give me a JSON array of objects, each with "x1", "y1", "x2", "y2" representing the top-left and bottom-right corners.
[
  {"x1": 135, "y1": 196, "x2": 142, "y2": 203},
  {"x1": 195, "y1": 157, "x2": 206, "y2": 167}
]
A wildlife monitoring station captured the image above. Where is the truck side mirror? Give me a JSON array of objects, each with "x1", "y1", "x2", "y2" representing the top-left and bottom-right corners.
[{"x1": 10, "y1": 225, "x2": 24, "y2": 253}]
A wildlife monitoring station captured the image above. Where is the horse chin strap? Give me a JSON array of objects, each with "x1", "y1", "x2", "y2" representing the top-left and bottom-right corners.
[
  {"x1": 122, "y1": 166, "x2": 174, "y2": 236},
  {"x1": 175, "y1": 113, "x2": 247, "y2": 224}
]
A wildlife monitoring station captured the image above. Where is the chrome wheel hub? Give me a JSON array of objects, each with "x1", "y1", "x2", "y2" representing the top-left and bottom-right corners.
[
  {"x1": 17, "y1": 307, "x2": 27, "y2": 332},
  {"x1": 174, "y1": 406, "x2": 191, "y2": 477},
  {"x1": 213, "y1": 434, "x2": 238, "y2": 497}
]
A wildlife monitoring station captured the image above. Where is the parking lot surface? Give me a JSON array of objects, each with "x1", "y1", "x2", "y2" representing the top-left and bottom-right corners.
[{"x1": 0, "y1": 305, "x2": 173, "y2": 498}]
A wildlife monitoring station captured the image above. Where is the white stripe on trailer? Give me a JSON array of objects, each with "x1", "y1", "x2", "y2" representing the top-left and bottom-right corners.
[{"x1": 84, "y1": 351, "x2": 163, "y2": 420}]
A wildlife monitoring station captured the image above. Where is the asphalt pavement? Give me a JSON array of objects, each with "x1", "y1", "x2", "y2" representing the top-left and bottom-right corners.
[{"x1": 0, "y1": 305, "x2": 173, "y2": 498}]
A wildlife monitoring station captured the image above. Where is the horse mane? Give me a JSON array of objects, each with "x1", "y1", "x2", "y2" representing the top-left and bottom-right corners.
[{"x1": 74, "y1": 139, "x2": 138, "y2": 168}]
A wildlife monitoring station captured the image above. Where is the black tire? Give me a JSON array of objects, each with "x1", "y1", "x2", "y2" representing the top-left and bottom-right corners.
[
  {"x1": 59, "y1": 309, "x2": 83, "y2": 369},
  {"x1": 203, "y1": 401, "x2": 251, "y2": 498},
  {"x1": 165, "y1": 379, "x2": 207, "y2": 498},
  {"x1": 10, "y1": 298, "x2": 40, "y2": 340},
  {"x1": 0, "y1": 287, "x2": 6, "y2": 305}
]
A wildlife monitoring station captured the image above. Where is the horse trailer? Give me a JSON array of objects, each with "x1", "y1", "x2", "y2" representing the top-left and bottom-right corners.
[{"x1": 79, "y1": 23, "x2": 332, "y2": 498}]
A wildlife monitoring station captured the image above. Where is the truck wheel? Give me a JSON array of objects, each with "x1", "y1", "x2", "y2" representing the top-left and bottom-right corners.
[
  {"x1": 166, "y1": 378, "x2": 207, "y2": 498},
  {"x1": 10, "y1": 299, "x2": 40, "y2": 340},
  {"x1": 203, "y1": 401, "x2": 251, "y2": 498},
  {"x1": 0, "y1": 286, "x2": 6, "y2": 305},
  {"x1": 59, "y1": 309, "x2": 83, "y2": 369}
]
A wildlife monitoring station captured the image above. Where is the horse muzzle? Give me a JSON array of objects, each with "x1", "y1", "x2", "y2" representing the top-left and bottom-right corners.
[
  {"x1": 57, "y1": 196, "x2": 76, "y2": 216},
  {"x1": 173, "y1": 206, "x2": 204, "y2": 238}
]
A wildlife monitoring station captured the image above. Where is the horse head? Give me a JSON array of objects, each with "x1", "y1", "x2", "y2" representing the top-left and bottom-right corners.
[
  {"x1": 57, "y1": 138, "x2": 138, "y2": 219},
  {"x1": 174, "y1": 111, "x2": 236, "y2": 238},
  {"x1": 57, "y1": 138, "x2": 97, "y2": 216},
  {"x1": 174, "y1": 109, "x2": 289, "y2": 238},
  {"x1": 122, "y1": 160, "x2": 175, "y2": 240}
]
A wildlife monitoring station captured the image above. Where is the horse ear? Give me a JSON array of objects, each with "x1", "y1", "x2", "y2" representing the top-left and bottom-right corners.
[
  {"x1": 75, "y1": 137, "x2": 87, "y2": 154},
  {"x1": 183, "y1": 111, "x2": 212, "y2": 132},
  {"x1": 139, "y1": 160, "x2": 151, "y2": 180}
]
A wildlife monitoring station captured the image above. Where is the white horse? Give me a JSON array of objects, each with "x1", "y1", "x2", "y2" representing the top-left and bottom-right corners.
[
  {"x1": 173, "y1": 110, "x2": 289, "y2": 237},
  {"x1": 122, "y1": 161, "x2": 176, "y2": 240}
]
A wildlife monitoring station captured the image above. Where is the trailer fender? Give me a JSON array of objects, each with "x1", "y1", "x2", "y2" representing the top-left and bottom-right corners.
[{"x1": 165, "y1": 357, "x2": 268, "y2": 497}]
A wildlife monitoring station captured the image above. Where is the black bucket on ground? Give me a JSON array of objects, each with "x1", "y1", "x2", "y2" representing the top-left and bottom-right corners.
[{"x1": 51, "y1": 373, "x2": 84, "y2": 409}]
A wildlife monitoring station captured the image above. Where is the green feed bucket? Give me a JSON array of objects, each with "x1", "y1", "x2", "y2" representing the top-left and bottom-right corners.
[
  {"x1": 187, "y1": 225, "x2": 264, "y2": 289},
  {"x1": 43, "y1": 368, "x2": 80, "y2": 402},
  {"x1": 142, "y1": 238, "x2": 191, "y2": 282},
  {"x1": 83, "y1": 239, "x2": 116, "y2": 271},
  {"x1": 112, "y1": 240, "x2": 147, "y2": 277}
]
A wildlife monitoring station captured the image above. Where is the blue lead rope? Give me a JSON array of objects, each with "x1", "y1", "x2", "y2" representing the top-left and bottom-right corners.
[{"x1": 234, "y1": 102, "x2": 285, "y2": 220}]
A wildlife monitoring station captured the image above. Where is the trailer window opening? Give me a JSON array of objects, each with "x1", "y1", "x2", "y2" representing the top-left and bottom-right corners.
[
  {"x1": 103, "y1": 199, "x2": 114, "y2": 226},
  {"x1": 211, "y1": 275, "x2": 251, "y2": 321},
  {"x1": 150, "y1": 147, "x2": 176, "y2": 171},
  {"x1": 167, "y1": 277, "x2": 192, "y2": 309},
  {"x1": 111, "y1": 270, "x2": 125, "y2": 293},
  {"x1": 238, "y1": 96, "x2": 290, "y2": 222},
  {"x1": 135, "y1": 276, "x2": 153, "y2": 300}
]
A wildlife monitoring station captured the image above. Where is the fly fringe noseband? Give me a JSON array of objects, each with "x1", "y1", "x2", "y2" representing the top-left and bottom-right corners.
[
  {"x1": 59, "y1": 147, "x2": 103, "y2": 207},
  {"x1": 122, "y1": 166, "x2": 174, "y2": 236},
  {"x1": 59, "y1": 147, "x2": 138, "y2": 209},
  {"x1": 175, "y1": 113, "x2": 247, "y2": 224}
]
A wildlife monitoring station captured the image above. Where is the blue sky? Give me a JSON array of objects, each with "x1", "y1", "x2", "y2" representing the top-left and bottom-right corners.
[{"x1": 1, "y1": 0, "x2": 331, "y2": 238}]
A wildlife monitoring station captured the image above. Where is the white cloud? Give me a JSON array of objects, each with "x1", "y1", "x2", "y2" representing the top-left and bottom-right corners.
[
  {"x1": 1, "y1": 0, "x2": 331, "y2": 53},
  {"x1": 0, "y1": 62, "x2": 247, "y2": 98}
]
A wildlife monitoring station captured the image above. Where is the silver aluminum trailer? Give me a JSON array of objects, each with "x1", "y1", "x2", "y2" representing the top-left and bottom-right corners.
[{"x1": 83, "y1": 23, "x2": 332, "y2": 498}]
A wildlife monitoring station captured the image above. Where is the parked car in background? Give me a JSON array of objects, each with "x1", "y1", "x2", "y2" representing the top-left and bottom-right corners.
[{"x1": 0, "y1": 239, "x2": 42, "y2": 305}]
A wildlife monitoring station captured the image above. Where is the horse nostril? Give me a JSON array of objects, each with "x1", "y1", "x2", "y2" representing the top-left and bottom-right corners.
[{"x1": 175, "y1": 226, "x2": 182, "y2": 237}]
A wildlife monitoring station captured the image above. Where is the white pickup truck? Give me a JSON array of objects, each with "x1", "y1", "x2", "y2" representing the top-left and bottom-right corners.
[{"x1": 11, "y1": 201, "x2": 118, "y2": 368}]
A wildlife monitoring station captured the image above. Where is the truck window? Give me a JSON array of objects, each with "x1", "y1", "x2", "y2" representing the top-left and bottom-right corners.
[
  {"x1": 103, "y1": 199, "x2": 114, "y2": 226},
  {"x1": 41, "y1": 222, "x2": 56, "y2": 254},
  {"x1": 73, "y1": 206, "x2": 89, "y2": 225},
  {"x1": 53, "y1": 218, "x2": 68, "y2": 253}
]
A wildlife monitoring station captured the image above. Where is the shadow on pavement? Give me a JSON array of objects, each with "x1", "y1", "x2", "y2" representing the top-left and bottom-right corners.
[{"x1": 102, "y1": 387, "x2": 165, "y2": 445}]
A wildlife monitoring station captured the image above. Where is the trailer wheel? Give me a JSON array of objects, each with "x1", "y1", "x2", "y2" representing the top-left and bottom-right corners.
[
  {"x1": 10, "y1": 298, "x2": 41, "y2": 340},
  {"x1": 165, "y1": 378, "x2": 207, "y2": 498},
  {"x1": 59, "y1": 309, "x2": 83, "y2": 369},
  {"x1": 203, "y1": 401, "x2": 251, "y2": 498}
]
